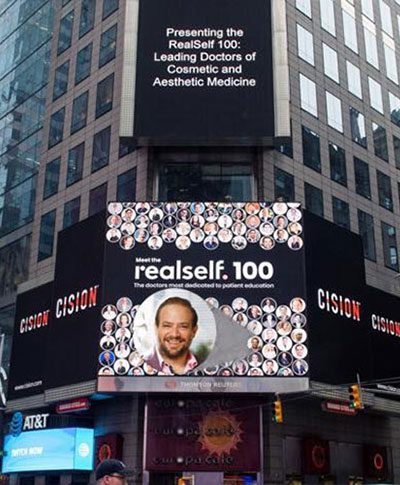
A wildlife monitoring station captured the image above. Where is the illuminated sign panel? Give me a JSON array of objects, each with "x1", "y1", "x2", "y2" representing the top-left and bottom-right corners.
[
  {"x1": 2, "y1": 428, "x2": 94, "y2": 473},
  {"x1": 134, "y1": 0, "x2": 274, "y2": 145},
  {"x1": 97, "y1": 202, "x2": 309, "y2": 394}
]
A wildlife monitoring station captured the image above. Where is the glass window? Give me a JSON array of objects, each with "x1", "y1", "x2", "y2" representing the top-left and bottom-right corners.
[
  {"x1": 297, "y1": 24, "x2": 314, "y2": 65},
  {"x1": 364, "y1": 27, "x2": 379, "y2": 69},
  {"x1": 305, "y1": 183, "x2": 324, "y2": 217},
  {"x1": 79, "y1": 0, "x2": 95, "y2": 38},
  {"x1": 75, "y1": 43, "x2": 92, "y2": 85},
  {"x1": 322, "y1": 43, "x2": 339, "y2": 82},
  {"x1": 158, "y1": 162, "x2": 253, "y2": 201},
  {"x1": 350, "y1": 108, "x2": 367, "y2": 148},
  {"x1": 329, "y1": 142, "x2": 347, "y2": 186},
  {"x1": 299, "y1": 74, "x2": 317, "y2": 116},
  {"x1": 274, "y1": 167, "x2": 295, "y2": 201},
  {"x1": 66, "y1": 143, "x2": 85, "y2": 187},
  {"x1": 89, "y1": 183, "x2": 107, "y2": 216},
  {"x1": 380, "y1": 0, "x2": 393, "y2": 38},
  {"x1": 393, "y1": 135, "x2": 400, "y2": 169},
  {"x1": 326, "y1": 91, "x2": 343, "y2": 132},
  {"x1": 96, "y1": 73, "x2": 114, "y2": 118},
  {"x1": 0, "y1": 236, "x2": 31, "y2": 298},
  {"x1": 296, "y1": 0, "x2": 311, "y2": 17},
  {"x1": 119, "y1": 137, "x2": 137, "y2": 158},
  {"x1": 99, "y1": 24, "x2": 117, "y2": 68},
  {"x1": 63, "y1": 197, "x2": 80, "y2": 229},
  {"x1": 354, "y1": 157, "x2": 371, "y2": 200},
  {"x1": 332, "y1": 197, "x2": 350, "y2": 230},
  {"x1": 53, "y1": 61, "x2": 69, "y2": 101},
  {"x1": 48, "y1": 108, "x2": 65, "y2": 148},
  {"x1": 43, "y1": 158, "x2": 61, "y2": 200},
  {"x1": 70, "y1": 91, "x2": 89, "y2": 134},
  {"x1": 302, "y1": 126, "x2": 321, "y2": 172},
  {"x1": 103, "y1": 0, "x2": 119, "y2": 20},
  {"x1": 92, "y1": 126, "x2": 111, "y2": 172},
  {"x1": 389, "y1": 91, "x2": 400, "y2": 127},
  {"x1": 38, "y1": 210, "x2": 56, "y2": 261},
  {"x1": 346, "y1": 61, "x2": 362, "y2": 98},
  {"x1": 381, "y1": 222, "x2": 399, "y2": 270},
  {"x1": 117, "y1": 168, "x2": 137, "y2": 201},
  {"x1": 57, "y1": 10, "x2": 74, "y2": 55},
  {"x1": 368, "y1": 77, "x2": 383, "y2": 113},
  {"x1": 320, "y1": 0, "x2": 336, "y2": 35},
  {"x1": 343, "y1": 10, "x2": 358, "y2": 53},
  {"x1": 358, "y1": 210, "x2": 376, "y2": 260},
  {"x1": 372, "y1": 123, "x2": 389, "y2": 162},
  {"x1": 383, "y1": 43, "x2": 398, "y2": 84},
  {"x1": 361, "y1": 0, "x2": 374, "y2": 20},
  {"x1": 377, "y1": 170, "x2": 393, "y2": 211}
]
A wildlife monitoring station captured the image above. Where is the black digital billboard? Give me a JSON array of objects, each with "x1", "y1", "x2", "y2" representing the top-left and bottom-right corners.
[
  {"x1": 134, "y1": 0, "x2": 274, "y2": 145},
  {"x1": 97, "y1": 202, "x2": 309, "y2": 394},
  {"x1": 8, "y1": 283, "x2": 53, "y2": 400}
]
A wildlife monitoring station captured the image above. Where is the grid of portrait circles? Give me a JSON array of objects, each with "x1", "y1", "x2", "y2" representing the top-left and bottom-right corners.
[
  {"x1": 98, "y1": 295, "x2": 308, "y2": 377},
  {"x1": 106, "y1": 201, "x2": 304, "y2": 252}
]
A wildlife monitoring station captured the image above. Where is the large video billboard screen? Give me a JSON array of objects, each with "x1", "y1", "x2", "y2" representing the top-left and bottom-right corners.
[
  {"x1": 134, "y1": 0, "x2": 274, "y2": 145},
  {"x1": 97, "y1": 202, "x2": 309, "y2": 393}
]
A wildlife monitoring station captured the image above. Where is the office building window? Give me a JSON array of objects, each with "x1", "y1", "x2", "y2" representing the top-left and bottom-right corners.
[
  {"x1": 302, "y1": 126, "x2": 321, "y2": 172},
  {"x1": 329, "y1": 142, "x2": 347, "y2": 186},
  {"x1": 57, "y1": 10, "x2": 74, "y2": 55},
  {"x1": 297, "y1": 24, "x2": 314, "y2": 65},
  {"x1": 296, "y1": 0, "x2": 311, "y2": 17},
  {"x1": 63, "y1": 197, "x2": 80, "y2": 229},
  {"x1": 322, "y1": 43, "x2": 339, "y2": 82},
  {"x1": 70, "y1": 91, "x2": 89, "y2": 134},
  {"x1": 383, "y1": 43, "x2": 398, "y2": 84},
  {"x1": 389, "y1": 92, "x2": 400, "y2": 127},
  {"x1": 99, "y1": 24, "x2": 117, "y2": 67},
  {"x1": 393, "y1": 135, "x2": 400, "y2": 169},
  {"x1": 48, "y1": 108, "x2": 65, "y2": 148},
  {"x1": 368, "y1": 77, "x2": 383, "y2": 113},
  {"x1": 305, "y1": 183, "x2": 324, "y2": 217},
  {"x1": 380, "y1": 0, "x2": 393, "y2": 37},
  {"x1": 346, "y1": 61, "x2": 362, "y2": 98},
  {"x1": 361, "y1": 0, "x2": 374, "y2": 20},
  {"x1": 38, "y1": 210, "x2": 56, "y2": 261},
  {"x1": 326, "y1": 91, "x2": 343, "y2": 132},
  {"x1": 96, "y1": 73, "x2": 114, "y2": 118},
  {"x1": 364, "y1": 27, "x2": 379, "y2": 68},
  {"x1": 350, "y1": 108, "x2": 367, "y2": 148},
  {"x1": 117, "y1": 168, "x2": 137, "y2": 201},
  {"x1": 53, "y1": 61, "x2": 69, "y2": 100},
  {"x1": 89, "y1": 183, "x2": 107, "y2": 216},
  {"x1": 66, "y1": 143, "x2": 85, "y2": 187},
  {"x1": 103, "y1": 0, "x2": 119, "y2": 19},
  {"x1": 43, "y1": 158, "x2": 61, "y2": 200},
  {"x1": 377, "y1": 170, "x2": 393, "y2": 211},
  {"x1": 381, "y1": 222, "x2": 399, "y2": 270},
  {"x1": 354, "y1": 157, "x2": 371, "y2": 200},
  {"x1": 358, "y1": 210, "x2": 376, "y2": 261},
  {"x1": 92, "y1": 126, "x2": 111, "y2": 172},
  {"x1": 75, "y1": 43, "x2": 92, "y2": 85},
  {"x1": 79, "y1": 0, "x2": 95, "y2": 38},
  {"x1": 332, "y1": 197, "x2": 350, "y2": 230},
  {"x1": 372, "y1": 123, "x2": 389, "y2": 162},
  {"x1": 274, "y1": 167, "x2": 295, "y2": 201},
  {"x1": 119, "y1": 138, "x2": 137, "y2": 158},
  {"x1": 320, "y1": 0, "x2": 335, "y2": 35},
  {"x1": 343, "y1": 10, "x2": 358, "y2": 53},
  {"x1": 299, "y1": 74, "x2": 317, "y2": 116}
]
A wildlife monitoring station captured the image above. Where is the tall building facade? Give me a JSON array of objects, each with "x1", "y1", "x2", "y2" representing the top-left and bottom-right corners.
[{"x1": 2, "y1": 0, "x2": 400, "y2": 484}]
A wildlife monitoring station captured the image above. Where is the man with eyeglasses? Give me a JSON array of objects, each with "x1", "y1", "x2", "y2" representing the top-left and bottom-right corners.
[{"x1": 95, "y1": 459, "x2": 134, "y2": 484}]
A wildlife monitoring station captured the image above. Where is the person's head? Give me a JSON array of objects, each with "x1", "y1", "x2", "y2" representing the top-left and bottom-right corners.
[
  {"x1": 154, "y1": 297, "x2": 198, "y2": 360},
  {"x1": 104, "y1": 321, "x2": 113, "y2": 332},
  {"x1": 251, "y1": 337, "x2": 260, "y2": 350},
  {"x1": 95, "y1": 459, "x2": 133, "y2": 484}
]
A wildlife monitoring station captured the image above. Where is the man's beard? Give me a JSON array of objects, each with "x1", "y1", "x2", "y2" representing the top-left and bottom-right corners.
[{"x1": 158, "y1": 340, "x2": 190, "y2": 360}]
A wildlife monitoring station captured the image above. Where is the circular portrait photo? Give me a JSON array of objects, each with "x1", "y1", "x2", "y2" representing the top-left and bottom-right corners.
[
  {"x1": 262, "y1": 328, "x2": 277, "y2": 342},
  {"x1": 117, "y1": 297, "x2": 133, "y2": 313},
  {"x1": 99, "y1": 350, "x2": 115, "y2": 367},
  {"x1": 247, "y1": 352, "x2": 263, "y2": 368},
  {"x1": 292, "y1": 343, "x2": 308, "y2": 360},
  {"x1": 107, "y1": 215, "x2": 122, "y2": 228},
  {"x1": 121, "y1": 207, "x2": 135, "y2": 222},
  {"x1": 262, "y1": 313, "x2": 277, "y2": 328},
  {"x1": 232, "y1": 297, "x2": 248, "y2": 312},
  {"x1": 277, "y1": 335, "x2": 293, "y2": 352},
  {"x1": 108, "y1": 202, "x2": 123, "y2": 215},
  {"x1": 117, "y1": 312, "x2": 132, "y2": 328},
  {"x1": 106, "y1": 228, "x2": 121, "y2": 243},
  {"x1": 291, "y1": 328, "x2": 307, "y2": 344},
  {"x1": 102, "y1": 305, "x2": 117, "y2": 320},
  {"x1": 288, "y1": 235, "x2": 303, "y2": 251},
  {"x1": 278, "y1": 351, "x2": 293, "y2": 367},
  {"x1": 129, "y1": 367, "x2": 145, "y2": 376},
  {"x1": 290, "y1": 297, "x2": 306, "y2": 313},
  {"x1": 116, "y1": 327, "x2": 131, "y2": 342},
  {"x1": 260, "y1": 236, "x2": 275, "y2": 251},
  {"x1": 247, "y1": 320, "x2": 263, "y2": 335},
  {"x1": 262, "y1": 343, "x2": 277, "y2": 359},
  {"x1": 263, "y1": 359, "x2": 278, "y2": 375},
  {"x1": 120, "y1": 235, "x2": 135, "y2": 250},
  {"x1": 248, "y1": 336, "x2": 262, "y2": 352},
  {"x1": 232, "y1": 359, "x2": 249, "y2": 376},
  {"x1": 262, "y1": 298, "x2": 276, "y2": 313},
  {"x1": 293, "y1": 359, "x2": 308, "y2": 376},
  {"x1": 114, "y1": 358, "x2": 129, "y2": 375},
  {"x1": 291, "y1": 313, "x2": 307, "y2": 327},
  {"x1": 132, "y1": 289, "x2": 217, "y2": 375},
  {"x1": 100, "y1": 335, "x2": 116, "y2": 350},
  {"x1": 99, "y1": 366, "x2": 115, "y2": 376},
  {"x1": 102, "y1": 320, "x2": 116, "y2": 335},
  {"x1": 129, "y1": 351, "x2": 144, "y2": 368},
  {"x1": 248, "y1": 367, "x2": 263, "y2": 376},
  {"x1": 272, "y1": 202, "x2": 287, "y2": 215}
]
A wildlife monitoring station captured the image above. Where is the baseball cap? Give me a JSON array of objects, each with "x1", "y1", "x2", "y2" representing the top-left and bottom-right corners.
[{"x1": 95, "y1": 459, "x2": 134, "y2": 480}]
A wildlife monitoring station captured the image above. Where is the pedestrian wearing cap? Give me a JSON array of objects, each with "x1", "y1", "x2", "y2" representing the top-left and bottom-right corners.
[{"x1": 95, "y1": 459, "x2": 134, "y2": 484}]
